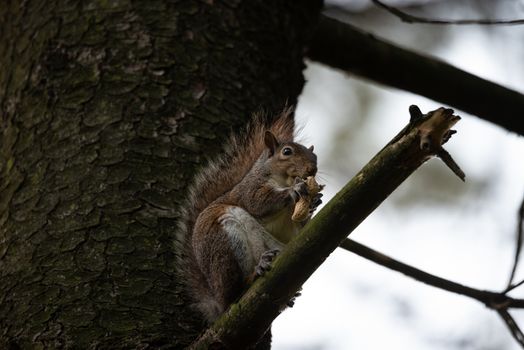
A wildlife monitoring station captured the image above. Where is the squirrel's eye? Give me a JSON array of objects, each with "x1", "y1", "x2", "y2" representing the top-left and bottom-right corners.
[{"x1": 282, "y1": 147, "x2": 293, "y2": 156}]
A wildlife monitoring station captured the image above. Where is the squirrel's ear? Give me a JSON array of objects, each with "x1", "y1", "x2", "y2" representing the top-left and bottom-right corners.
[
  {"x1": 308, "y1": 145, "x2": 314, "y2": 152},
  {"x1": 264, "y1": 131, "x2": 279, "y2": 156}
]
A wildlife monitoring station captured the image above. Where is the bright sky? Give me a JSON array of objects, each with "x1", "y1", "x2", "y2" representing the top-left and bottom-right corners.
[{"x1": 272, "y1": 2, "x2": 524, "y2": 349}]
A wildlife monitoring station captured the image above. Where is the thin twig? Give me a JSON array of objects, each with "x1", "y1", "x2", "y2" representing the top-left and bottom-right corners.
[
  {"x1": 498, "y1": 309, "x2": 524, "y2": 348},
  {"x1": 506, "y1": 279, "x2": 524, "y2": 294},
  {"x1": 339, "y1": 238, "x2": 524, "y2": 309},
  {"x1": 436, "y1": 147, "x2": 465, "y2": 181},
  {"x1": 508, "y1": 194, "x2": 524, "y2": 289},
  {"x1": 372, "y1": 0, "x2": 524, "y2": 25}
]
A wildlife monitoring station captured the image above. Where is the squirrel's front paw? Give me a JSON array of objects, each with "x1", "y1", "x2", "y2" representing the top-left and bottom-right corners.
[
  {"x1": 292, "y1": 177, "x2": 309, "y2": 201},
  {"x1": 309, "y1": 192, "x2": 323, "y2": 214},
  {"x1": 287, "y1": 288, "x2": 302, "y2": 308},
  {"x1": 255, "y1": 249, "x2": 280, "y2": 277}
]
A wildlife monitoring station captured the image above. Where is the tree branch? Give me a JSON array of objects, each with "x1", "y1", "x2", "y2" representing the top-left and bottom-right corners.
[
  {"x1": 190, "y1": 106, "x2": 463, "y2": 349},
  {"x1": 498, "y1": 309, "x2": 524, "y2": 348},
  {"x1": 307, "y1": 15, "x2": 524, "y2": 136},
  {"x1": 371, "y1": 0, "x2": 524, "y2": 25},
  {"x1": 340, "y1": 231, "x2": 524, "y2": 349},
  {"x1": 338, "y1": 238, "x2": 524, "y2": 309},
  {"x1": 507, "y1": 194, "x2": 524, "y2": 289}
]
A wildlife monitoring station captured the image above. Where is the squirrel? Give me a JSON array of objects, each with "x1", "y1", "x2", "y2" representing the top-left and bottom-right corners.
[{"x1": 175, "y1": 108, "x2": 322, "y2": 328}]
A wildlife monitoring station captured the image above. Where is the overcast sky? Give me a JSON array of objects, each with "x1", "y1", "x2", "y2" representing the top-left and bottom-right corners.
[{"x1": 272, "y1": 1, "x2": 524, "y2": 349}]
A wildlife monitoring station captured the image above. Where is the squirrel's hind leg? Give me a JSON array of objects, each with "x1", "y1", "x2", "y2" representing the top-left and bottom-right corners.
[
  {"x1": 192, "y1": 206, "x2": 246, "y2": 323},
  {"x1": 192, "y1": 205, "x2": 285, "y2": 322}
]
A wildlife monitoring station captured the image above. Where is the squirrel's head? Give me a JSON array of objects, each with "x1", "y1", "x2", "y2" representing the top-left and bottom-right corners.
[{"x1": 264, "y1": 131, "x2": 317, "y2": 187}]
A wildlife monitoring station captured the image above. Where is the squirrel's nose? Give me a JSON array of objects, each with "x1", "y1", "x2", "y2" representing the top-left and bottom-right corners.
[{"x1": 308, "y1": 165, "x2": 318, "y2": 176}]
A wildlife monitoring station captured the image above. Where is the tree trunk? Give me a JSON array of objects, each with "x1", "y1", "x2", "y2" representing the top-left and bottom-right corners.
[{"x1": 0, "y1": 1, "x2": 321, "y2": 348}]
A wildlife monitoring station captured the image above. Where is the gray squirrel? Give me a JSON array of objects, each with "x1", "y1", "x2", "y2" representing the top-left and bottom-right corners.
[{"x1": 175, "y1": 109, "x2": 322, "y2": 330}]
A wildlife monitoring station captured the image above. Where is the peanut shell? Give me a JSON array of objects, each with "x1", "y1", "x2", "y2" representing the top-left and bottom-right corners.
[{"x1": 292, "y1": 176, "x2": 321, "y2": 222}]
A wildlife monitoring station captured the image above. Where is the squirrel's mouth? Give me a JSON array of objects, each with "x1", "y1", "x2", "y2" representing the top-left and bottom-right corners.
[
  {"x1": 293, "y1": 172, "x2": 316, "y2": 181},
  {"x1": 286, "y1": 167, "x2": 317, "y2": 185},
  {"x1": 303, "y1": 168, "x2": 317, "y2": 179}
]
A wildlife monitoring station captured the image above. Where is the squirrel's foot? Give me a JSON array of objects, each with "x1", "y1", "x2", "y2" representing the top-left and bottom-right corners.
[
  {"x1": 287, "y1": 288, "x2": 302, "y2": 308},
  {"x1": 255, "y1": 249, "x2": 280, "y2": 277}
]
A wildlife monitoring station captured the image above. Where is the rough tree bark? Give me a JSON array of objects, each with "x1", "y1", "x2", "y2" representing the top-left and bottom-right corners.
[{"x1": 0, "y1": 1, "x2": 322, "y2": 348}]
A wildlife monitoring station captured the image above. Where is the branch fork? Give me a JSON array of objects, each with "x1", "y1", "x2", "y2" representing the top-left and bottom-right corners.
[{"x1": 409, "y1": 105, "x2": 465, "y2": 181}]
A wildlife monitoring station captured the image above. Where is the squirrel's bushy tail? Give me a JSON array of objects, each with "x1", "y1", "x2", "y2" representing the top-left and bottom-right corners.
[{"x1": 175, "y1": 108, "x2": 295, "y2": 320}]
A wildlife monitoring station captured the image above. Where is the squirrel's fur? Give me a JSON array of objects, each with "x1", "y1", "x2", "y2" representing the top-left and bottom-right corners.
[{"x1": 175, "y1": 108, "x2": 318, "y2": 325}]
